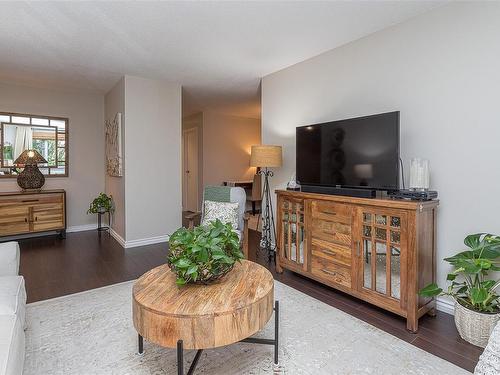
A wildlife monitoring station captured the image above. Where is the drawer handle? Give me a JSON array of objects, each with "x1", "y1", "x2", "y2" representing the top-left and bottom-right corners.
[
  {"x1": 22, "y1": 199, "x2": 39, "y2": 203},
  {"x1": 24, "y1": 218, "x2": 28, "y2": 223},
  {"x1": 322, "y1": 249, "x2": 336, "y2": 257},
  {"x1": 34, "y1": 216, "x2": 38, "y2": 222},
  {"x1": 322, "y1": 269, "x2": 337, "y2": 276},
  {"x1": 356, "y1": 241, "x2": 361, "y2": 257}
]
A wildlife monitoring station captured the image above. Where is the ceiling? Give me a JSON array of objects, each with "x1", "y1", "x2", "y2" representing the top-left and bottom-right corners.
[{"x1": 0, "y1": 1, "x2": 443, "y2": 119}]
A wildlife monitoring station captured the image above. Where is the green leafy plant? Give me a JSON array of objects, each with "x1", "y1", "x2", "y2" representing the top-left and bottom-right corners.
[
  {"x1": 87, "y1": 193, "x2": 114, "y2": 214},
  {"x1": 420, "y1": 233, "x2": 500, "y2": 313},
  {"x1": 2, "y1": 143, "x2": 13, "y2": 160},
  {"x1": 167, "y1": 219, "x2": 244, "y2": 285}
]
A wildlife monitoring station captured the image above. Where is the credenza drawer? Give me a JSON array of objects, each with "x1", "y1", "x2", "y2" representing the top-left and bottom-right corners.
[
  {"x1": 311, "y1": 218, "x2": 352, "y2": 246},
  {"x1": 311, "y1": 200, "x2": 352, "y2": 223},
  {"x1": 311, "y1": 238, "x2": 351, "y2": 267},
  {"x1": 311, "y1": 256, "x2": 351, "y2": 288}
]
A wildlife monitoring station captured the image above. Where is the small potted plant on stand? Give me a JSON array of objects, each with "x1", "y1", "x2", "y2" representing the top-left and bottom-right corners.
[
  {"x1": 420, "y1": 233, "x2": 500, "y2": 347},
  {"x1": 167, "y1": 219, "x2": 244, "y2": 285},
  {"x1": 87, "y1": 193, "x2": 114, "y2": 231}
]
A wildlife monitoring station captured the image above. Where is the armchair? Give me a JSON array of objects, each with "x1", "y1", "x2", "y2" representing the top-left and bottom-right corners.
[{"x1": 186, "y1": 186, "x2": 249, "y2": 258}]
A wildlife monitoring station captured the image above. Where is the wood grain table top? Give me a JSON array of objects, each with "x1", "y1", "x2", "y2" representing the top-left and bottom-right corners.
[{"x1": 133, "y1": 260, "x2": 273, "y2": 317}]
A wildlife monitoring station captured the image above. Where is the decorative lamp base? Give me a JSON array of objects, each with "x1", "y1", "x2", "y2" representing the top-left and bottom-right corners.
[{"x1": 17, "y1": 164, "x2": 45, "y2": 191}]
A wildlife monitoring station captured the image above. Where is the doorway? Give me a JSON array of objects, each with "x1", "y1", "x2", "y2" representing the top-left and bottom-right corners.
[{"x1": 182, "y1": 127, "x2": 199, "y2": 212}]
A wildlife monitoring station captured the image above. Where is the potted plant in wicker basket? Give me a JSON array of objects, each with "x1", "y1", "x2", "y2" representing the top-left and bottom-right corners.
[
  {"x1": 420, "y1": 233, "x2": 500, "y2": 347},
  {"x1": 167, "y1": 219, "x2": 244, "y2": 285}
]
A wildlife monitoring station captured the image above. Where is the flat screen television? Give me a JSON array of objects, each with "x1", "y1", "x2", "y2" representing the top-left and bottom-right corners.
[{"x1": 296, "y1": 111, "x2": 400, "y2": 192}]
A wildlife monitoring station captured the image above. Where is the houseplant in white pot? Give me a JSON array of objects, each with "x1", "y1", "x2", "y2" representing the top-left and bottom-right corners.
[{"x1": 420, "y1": 233, "x2": 500, "y2": 347}]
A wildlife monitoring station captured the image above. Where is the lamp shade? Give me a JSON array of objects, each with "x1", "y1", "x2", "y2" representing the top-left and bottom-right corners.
[
  {"x1": 250, "y1": 145, "x2": 282, "y2": 168},
  {"x1": 14, "y1": 149, "x2": 47, "y2": 166}
]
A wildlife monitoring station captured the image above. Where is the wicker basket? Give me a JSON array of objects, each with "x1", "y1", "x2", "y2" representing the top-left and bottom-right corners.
[{"x1": 454, "y1": 300, "x2": 500, "y2": 348}]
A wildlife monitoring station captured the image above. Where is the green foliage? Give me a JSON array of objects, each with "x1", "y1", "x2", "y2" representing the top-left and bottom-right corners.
[
  {"x1": 33, "y1": 139, "x2": 56, "y2": 165},
  {"x1": 87, "y1": 193, "x2": 114, "y2": 214},
  {"x1": 2, "y1": 144, "x2": 13, "y2": 160},
  {"x1": 419, "y1": 233, "x2": 500, "y2": 313},
  {"x1": 167, "y1": 219, "x2": 244, "y2": 285}
]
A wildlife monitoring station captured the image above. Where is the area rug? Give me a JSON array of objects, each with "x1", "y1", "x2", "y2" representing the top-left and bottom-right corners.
[{"x1": 24, "y1": 280, "x2": 468, "y2": 374}]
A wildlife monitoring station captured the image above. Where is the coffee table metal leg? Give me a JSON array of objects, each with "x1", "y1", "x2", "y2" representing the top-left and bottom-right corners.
[
  {"x1": 239, "y1": 299, "x2": 280, "y2": 366},
  {"x1": 138, "y1": 334, "x2": 143, "y2": 354},
  {"x1": 187, "y1": 349, "x2": 203, "y2": 375},
  {"x1": 274, "y1": 300, "x2": 279, "y2": 365},
  {"x1": 177, "y1": 340, "x2": 184, "y2": 375},
  {"x1": 177, "y1": 339, "x2": 204, "y2": 375}
]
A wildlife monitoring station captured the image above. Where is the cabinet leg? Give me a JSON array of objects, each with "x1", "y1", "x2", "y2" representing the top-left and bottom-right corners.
[
  {"x1": 275, "y1": 261, "x2": 283, "y2": 274},
  {"x1": 406, "y1": 317, "x2": 418, "y2": 333},
  {"x1": 59, "y1": 229, "x2": 66, "y2": 239}
]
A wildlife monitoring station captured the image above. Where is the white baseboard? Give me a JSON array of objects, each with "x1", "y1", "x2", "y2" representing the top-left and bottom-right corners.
[
  {"x1": 108, "y1": 228, "x2": 168, "y2": 249},
  {"x1": 109, "y1": 228, "x2": 126, "y2": 247},
  {"x1": 67, "y1": 224, "x2": 97, "y2": 233},
  {"x1": 123, "y1": 235, "x2": 169, "y2": 248},
  {"x1": 436, "y1": 296, "x2": 455, "y2": 315}
]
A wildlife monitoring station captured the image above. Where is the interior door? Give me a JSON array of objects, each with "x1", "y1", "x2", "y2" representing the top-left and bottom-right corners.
[
  {"x1": 355, "y1": 207, "x2": 407, "y2": 312},
  {"x1": 182, "y1": 128, "x2": 198, "y2": 212}
]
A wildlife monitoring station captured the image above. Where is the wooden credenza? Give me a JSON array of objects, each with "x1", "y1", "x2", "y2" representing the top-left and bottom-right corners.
[
  {"x1": 275, "y1": 190, "x2": 438, "y2": 332},
  {"x1": 0, "y1": 190, "x2": 66, "y2": 238}
]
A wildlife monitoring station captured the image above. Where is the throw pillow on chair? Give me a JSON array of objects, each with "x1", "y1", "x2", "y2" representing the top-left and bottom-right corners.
[{"x1": 201, "y1": 200, "x2": 239, "y2": 229}]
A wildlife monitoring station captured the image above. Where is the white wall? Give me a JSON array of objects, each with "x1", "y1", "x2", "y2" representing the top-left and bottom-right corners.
[
  {"x1": 124, "y1": 76, "x2": 182, "y2": 242},
  {"x1": 262, "y1": 2, "x2": 500, "y2": 310},
  {"x1": 104, "y1": 78, "x2": 126, "y2": 239},
  {"x1": 203, "y1": 111, "x2": 261, "y2": 186},
  {"x1": 0, "y1": 82, "x2": 105, "y2": 229}
]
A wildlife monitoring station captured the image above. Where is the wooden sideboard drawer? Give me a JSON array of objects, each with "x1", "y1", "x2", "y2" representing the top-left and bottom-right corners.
[
  {"x1": 311, "y1": 218, "x2": 352, "y2": 246},
  {"x1": 311, "y1": 200, "x2": 353, "y2": 223},
  {"x1": 32, "y1": 203, "x2": 64, "y2": 231},
  {"x1": 0, "y1": 193, "x2": 63, "y2": 207},
  {"x1": 311, "y1": 238, "x2": 351, "y2": 267},
  {"x1": 0, "y1": 206, "x2": 29, "y2": 223},
  {"x1": 311, "y1": 255, "x2": 351, "y2": 288}
]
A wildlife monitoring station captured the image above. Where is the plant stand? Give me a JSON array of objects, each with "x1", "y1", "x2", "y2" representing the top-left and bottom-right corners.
[{"x1": 97, "y1": 211, "x2": 110, "y2": 232}]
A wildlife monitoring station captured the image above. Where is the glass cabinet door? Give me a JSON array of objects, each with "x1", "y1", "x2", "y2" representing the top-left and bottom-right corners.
[
  {"x1": 279, "y1": 198, "x2": 306, "y2": 271},
  {"x1": 359, "y1": 209, "x2": 406, "y2": 304}
]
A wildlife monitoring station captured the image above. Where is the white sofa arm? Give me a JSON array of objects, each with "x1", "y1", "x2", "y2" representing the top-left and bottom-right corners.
[{"x1": 0, "y1": 242, "x2": 20, "y2": 276}]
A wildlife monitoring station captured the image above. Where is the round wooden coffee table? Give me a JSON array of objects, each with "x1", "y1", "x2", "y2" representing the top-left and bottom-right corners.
[{"x1": 133, "y1": 260, "x2": 278, "y2": 374}]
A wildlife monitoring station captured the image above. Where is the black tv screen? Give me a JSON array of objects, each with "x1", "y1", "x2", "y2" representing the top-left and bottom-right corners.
[{"x1": 296, "y1": 111, "x2": 400, "y2": 190}]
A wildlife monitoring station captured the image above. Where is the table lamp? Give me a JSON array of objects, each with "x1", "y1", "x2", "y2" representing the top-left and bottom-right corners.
[
  {"x1": 14, "y1": 149, "x2": 47, "y2": 191},
  {"x1": 250, "y1": 145, "x2": 282, "y2": 262}
]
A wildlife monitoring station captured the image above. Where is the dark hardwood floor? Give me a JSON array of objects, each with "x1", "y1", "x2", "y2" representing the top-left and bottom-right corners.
[{"x1": 15, "y1": 229, "x2": 481, "y2": 372}]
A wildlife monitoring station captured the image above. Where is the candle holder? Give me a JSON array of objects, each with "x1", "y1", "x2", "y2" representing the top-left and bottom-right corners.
[{"x1": 409, "y1": 158, "x2": 430, "y2": 191}]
